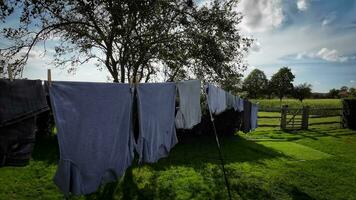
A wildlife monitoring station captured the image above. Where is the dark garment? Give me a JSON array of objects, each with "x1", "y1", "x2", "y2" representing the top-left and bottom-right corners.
[
  {"x1": 0, "y1": 117, "x2": 37, "y2": 167},
  {"x1": 136, "y1": 83, "x2": 178, "y2": 163},
  {"x1": 0, "y1": 79, "x2": 48, "y2": 126},
  {"x1": 49, "y1": 82, "x2": 135, "y2": 196},
  {"x1": 242, "y1": 99, "x2": 252, "y2": 133},
  {"x1": 0, "y1": 79, "x2": 48, "y2": 167}
]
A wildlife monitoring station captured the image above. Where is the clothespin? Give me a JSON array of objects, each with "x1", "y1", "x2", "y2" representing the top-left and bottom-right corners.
[
  {"x1": 7, "y1": 65, "x2": 13, "y2": 82},
  {"x1": 47, "y1": 69, "x2": 52, "y2": 87}
]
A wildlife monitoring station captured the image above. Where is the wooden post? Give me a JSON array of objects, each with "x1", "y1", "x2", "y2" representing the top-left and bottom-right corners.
[
  {"x1": 7, "y1": 65, "x2": 13, "y2": 81},
  {"x1": 302, "y1": 106, "x2": 309, "y2": 130},
  {"x1": 280, "y1": 105, "x2": 288, "y2": 130},
  {"x1": 47, "y1": 69, "x2": 52, "y2": 86}
]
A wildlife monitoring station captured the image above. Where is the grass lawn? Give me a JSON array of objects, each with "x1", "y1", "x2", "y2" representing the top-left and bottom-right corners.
[
  {"x1": 1, "y1": 124, "x2": 356, "y2": 199},
  {"x1": 251, "y1": 99, "x2": 342, "y2": 110},
  {"x1": 0, "y1": 99, "x2": 353, "y2": 199}
]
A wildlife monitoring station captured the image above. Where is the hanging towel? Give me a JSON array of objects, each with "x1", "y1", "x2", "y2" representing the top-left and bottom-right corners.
[
  {"x1": 206, "y1": 84, "x2": 227, "y2": 115},
  {"x1": 49, "y1": 82, "x2": 135, "y2": 196},
  {"x1": 136, "y1": 83, "x2": 177, "y2": 163},
  {"x1": 226, "y1": 92, "x2": 235, "y2": 110},
  {"x1": 0, "y1": 79, "x2": 48, "y2": 126},
  {"x1": 175, "y1": 80, "x2": 202, "y2": 129},
  {"x1": 242, "y1": 99, "x2": 252, "y2": 133},
  {"x1": 233, "y1": 96, "x2": 244, "y2": 112},
  {"x1": 0, "y1": 79, "x2": 48, "y2": 167},
  {"x1": 251, "y1": 104, "x2": 259, "y2": 131}
]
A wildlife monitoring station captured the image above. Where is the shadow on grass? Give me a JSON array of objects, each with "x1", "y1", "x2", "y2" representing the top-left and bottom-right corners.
[
  {"x1": 91, "y1": 134, "x2": 288, "y2": 200},
  {"x1": 30, "y1": 133, "x2": 290, "y2": 199},
  {"x1": 251, "y1": 127, "x2": 356, "y2": 142},
  {"x1": 31, "y1": 135, "x2": 59, "y2": 165}
]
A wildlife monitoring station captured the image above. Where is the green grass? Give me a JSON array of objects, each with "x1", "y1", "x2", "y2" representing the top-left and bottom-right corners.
[
  {"x1": 252, "y1": 99, "x2": 342, "y2": 109},
  {"x1": 0, "y1": 98, "x2": 353, "y2": 199},
  {"x1": 1, "y1": 126, "x2": 356, "y2": 199}
]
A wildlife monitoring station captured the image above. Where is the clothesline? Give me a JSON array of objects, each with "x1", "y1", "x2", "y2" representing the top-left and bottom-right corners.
[{"x1": 0, "y1": 76, "x2": 258, "y2": 197}]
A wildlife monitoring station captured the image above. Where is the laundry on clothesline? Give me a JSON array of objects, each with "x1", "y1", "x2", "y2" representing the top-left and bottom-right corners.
[
  {"x1": 136, "y1": 82, "x2": 178, "y2": 163},
  {"x1": 251, "y1": 103, "x2": 259, "y2": 131},
  {"x1": 0, "y1": 78, "x2": 259, "y2": 197},
  {"x1": 175, "y1": 80, "x2": 202, "y2": 129},
  {"x1": 206, "y1": 84, "x2": 228, "y2": 115},
  {"x1": 0, "y1": 79, "x2": 48, "y2": 167},
  {"x1": 49, "y1": 82, "x2": 135, "y2": 196}
]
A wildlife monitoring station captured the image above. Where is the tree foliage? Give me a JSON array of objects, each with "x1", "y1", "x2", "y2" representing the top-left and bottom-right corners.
[
  {"x1": 269, "y1": 67, "x2": 295, "y2": 101},
  {"x1": 243, "y1": 68, "x2": 268, "y2": 98},
  {"x1": 292, "y1": 83, "x2": 312, "y2": 102},
  {"x1": 0, "y1": 0, "x2": 253, "y2": 84}
]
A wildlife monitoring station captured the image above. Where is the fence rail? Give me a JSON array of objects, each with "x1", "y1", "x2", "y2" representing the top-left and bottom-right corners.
[{"x1": 258, "y1": 106, "x2": 345, "y2": 130}]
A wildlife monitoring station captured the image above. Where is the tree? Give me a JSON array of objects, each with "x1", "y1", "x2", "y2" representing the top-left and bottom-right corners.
[
  {"x1": 243, "y1": 69, "x2": 268, "y2": 98},
  {"x1": 292, "y1": 83, "x2": 312, "y2": 103},
  {"x1": 328, "y1": 88, "x2": 340, "y2": 98},
  {"x1": 0, "y1": 0, "x2": 253, "y2": 86},
  {"x1": 349, "y1": 88, "x2": 356, "y2": 97},
  {"x1": 269, "y1": 67, "x2": 295, "y2": 102}
]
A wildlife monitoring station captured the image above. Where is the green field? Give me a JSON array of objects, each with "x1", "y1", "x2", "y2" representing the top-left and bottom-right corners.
[
  {"x1": 251, "y1": 98, "x2": 342, "y2": 109},
  {"x1": 0, "y1": 99, "x2": 355, "y2": 200}
]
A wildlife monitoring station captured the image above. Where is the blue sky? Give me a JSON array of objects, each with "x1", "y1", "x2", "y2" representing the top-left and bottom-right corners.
[
  {"x1": 6, "y1": 0, "x2": 356, "y2": 92},
  {"x1": 236, "y1": 0, "x2": 356, "y2": 92}
]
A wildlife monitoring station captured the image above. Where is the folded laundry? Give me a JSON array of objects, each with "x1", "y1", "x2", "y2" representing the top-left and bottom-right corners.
[
  {"x1": 175, "y1": 80, "x2": 202, "y2": 129},
  {"x1": 49, "y1": 82, "x2": 135, "y2": 196},
  {"x1": 0, "y1": 79, "x2": 48, "y2": 167},
  {"x1": 136, "y1": 82, "x2": 178, "y2": 163},
  {"x1": 206, "y1": 84, "x2": 228, "y2": 115}
]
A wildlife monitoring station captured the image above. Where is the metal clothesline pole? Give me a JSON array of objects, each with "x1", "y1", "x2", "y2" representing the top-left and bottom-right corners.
[{"x1": 205, "y1": 89, "x2": 232, "y2": 200}]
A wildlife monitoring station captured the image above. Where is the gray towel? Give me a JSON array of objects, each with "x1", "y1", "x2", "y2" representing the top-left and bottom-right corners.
[
  {"x1": 49, "y1": 81, "x2": 135, "y2": 196},
  {"x1": 206, "y1": 84, "x2": 227, "y2": 115},
  {"x1": 251, "y1": 104, "x2": 258, "y2": 131},
  {"x1": 233, "y1": 96, "x2": 244, "y2": 112},
  {"x1": 226, "y1": 92, "x2": 235, "y2": 110},
  {"x1": 175, "y1": 80, "x2": 202, "y2": 129},
  {"x1": 136, "y1": 83, "x2": 178, "y2": 163}
]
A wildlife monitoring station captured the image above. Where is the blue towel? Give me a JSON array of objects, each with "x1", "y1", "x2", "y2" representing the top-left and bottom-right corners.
[
  {"x1": 251, "y1": 104, "x2": 259, "y2": 131},
  {"x1": 49, "y1": 81, "x2": 135, "y2": 196},
  {"x1": 175, "y1": 80, "x2": 202, "y2": 129},
  {"x1": 136, "y1": 83, "x2": 178, "y2": 163},
  {"x1": 206, "y1": 84, "x2": 227, "y2": 115}
]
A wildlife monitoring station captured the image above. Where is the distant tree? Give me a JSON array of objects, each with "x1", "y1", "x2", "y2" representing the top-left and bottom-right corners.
[
  {"x1": 243, "y1": 69, "x2": 268, "y2": 98},
  {"x1": 349, "y1": 88, "x2": 356, "y2": 97},
  {"x1": 340, "y1": 86, "x2": 349, "y2": 92},
  {"x1": 328, "y1": 88, "x2": 340, "y2": 98},
  {"x1": 0, "y1": 0, "x2": 253, "y2": 86},
  {"x1": 292, "y1": 83, "x2": 312, "y2": 103},
  {"x1": 269, "y1": 67, "x2": 295, "y2": 102},
  {"x1": 265, "y1": 80, "x2": 274, "y2": 99}
]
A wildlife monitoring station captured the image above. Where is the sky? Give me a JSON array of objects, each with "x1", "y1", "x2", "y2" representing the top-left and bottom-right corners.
[
  {"x1": 235, "y1": 0, "x2": 356, "y2": 92},
  {"x1": 4, "y1": 0, "x2": 356, "y2": 92}
]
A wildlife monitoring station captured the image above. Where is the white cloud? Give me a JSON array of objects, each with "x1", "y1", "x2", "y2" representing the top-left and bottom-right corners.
[
  {"x1": 321, "y1": 13, "x2": 336, "y2": 27},
  {"x1": 316, "y1": 48, "x2": 348, "y2": 62},
  {"x1": 351, "y1": 80, "x2": 355, "y2": 83},
  {"x1": 237, "y1": 0, "x2": 284, "y2": 33},
  {"x1": 297, "y1": 0, "x2": 309, "y2": 11},
  {"x1": 294, "y1": 48, "x2": 349, "y2": 63},
  {"x1": 251, "y1": 41, "x2": 261, "y2": 52}
]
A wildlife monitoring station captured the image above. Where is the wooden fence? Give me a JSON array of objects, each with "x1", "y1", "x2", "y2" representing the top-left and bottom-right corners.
[{"x1": 258, "y1": 105, "x2": 344, "y2": 130}]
